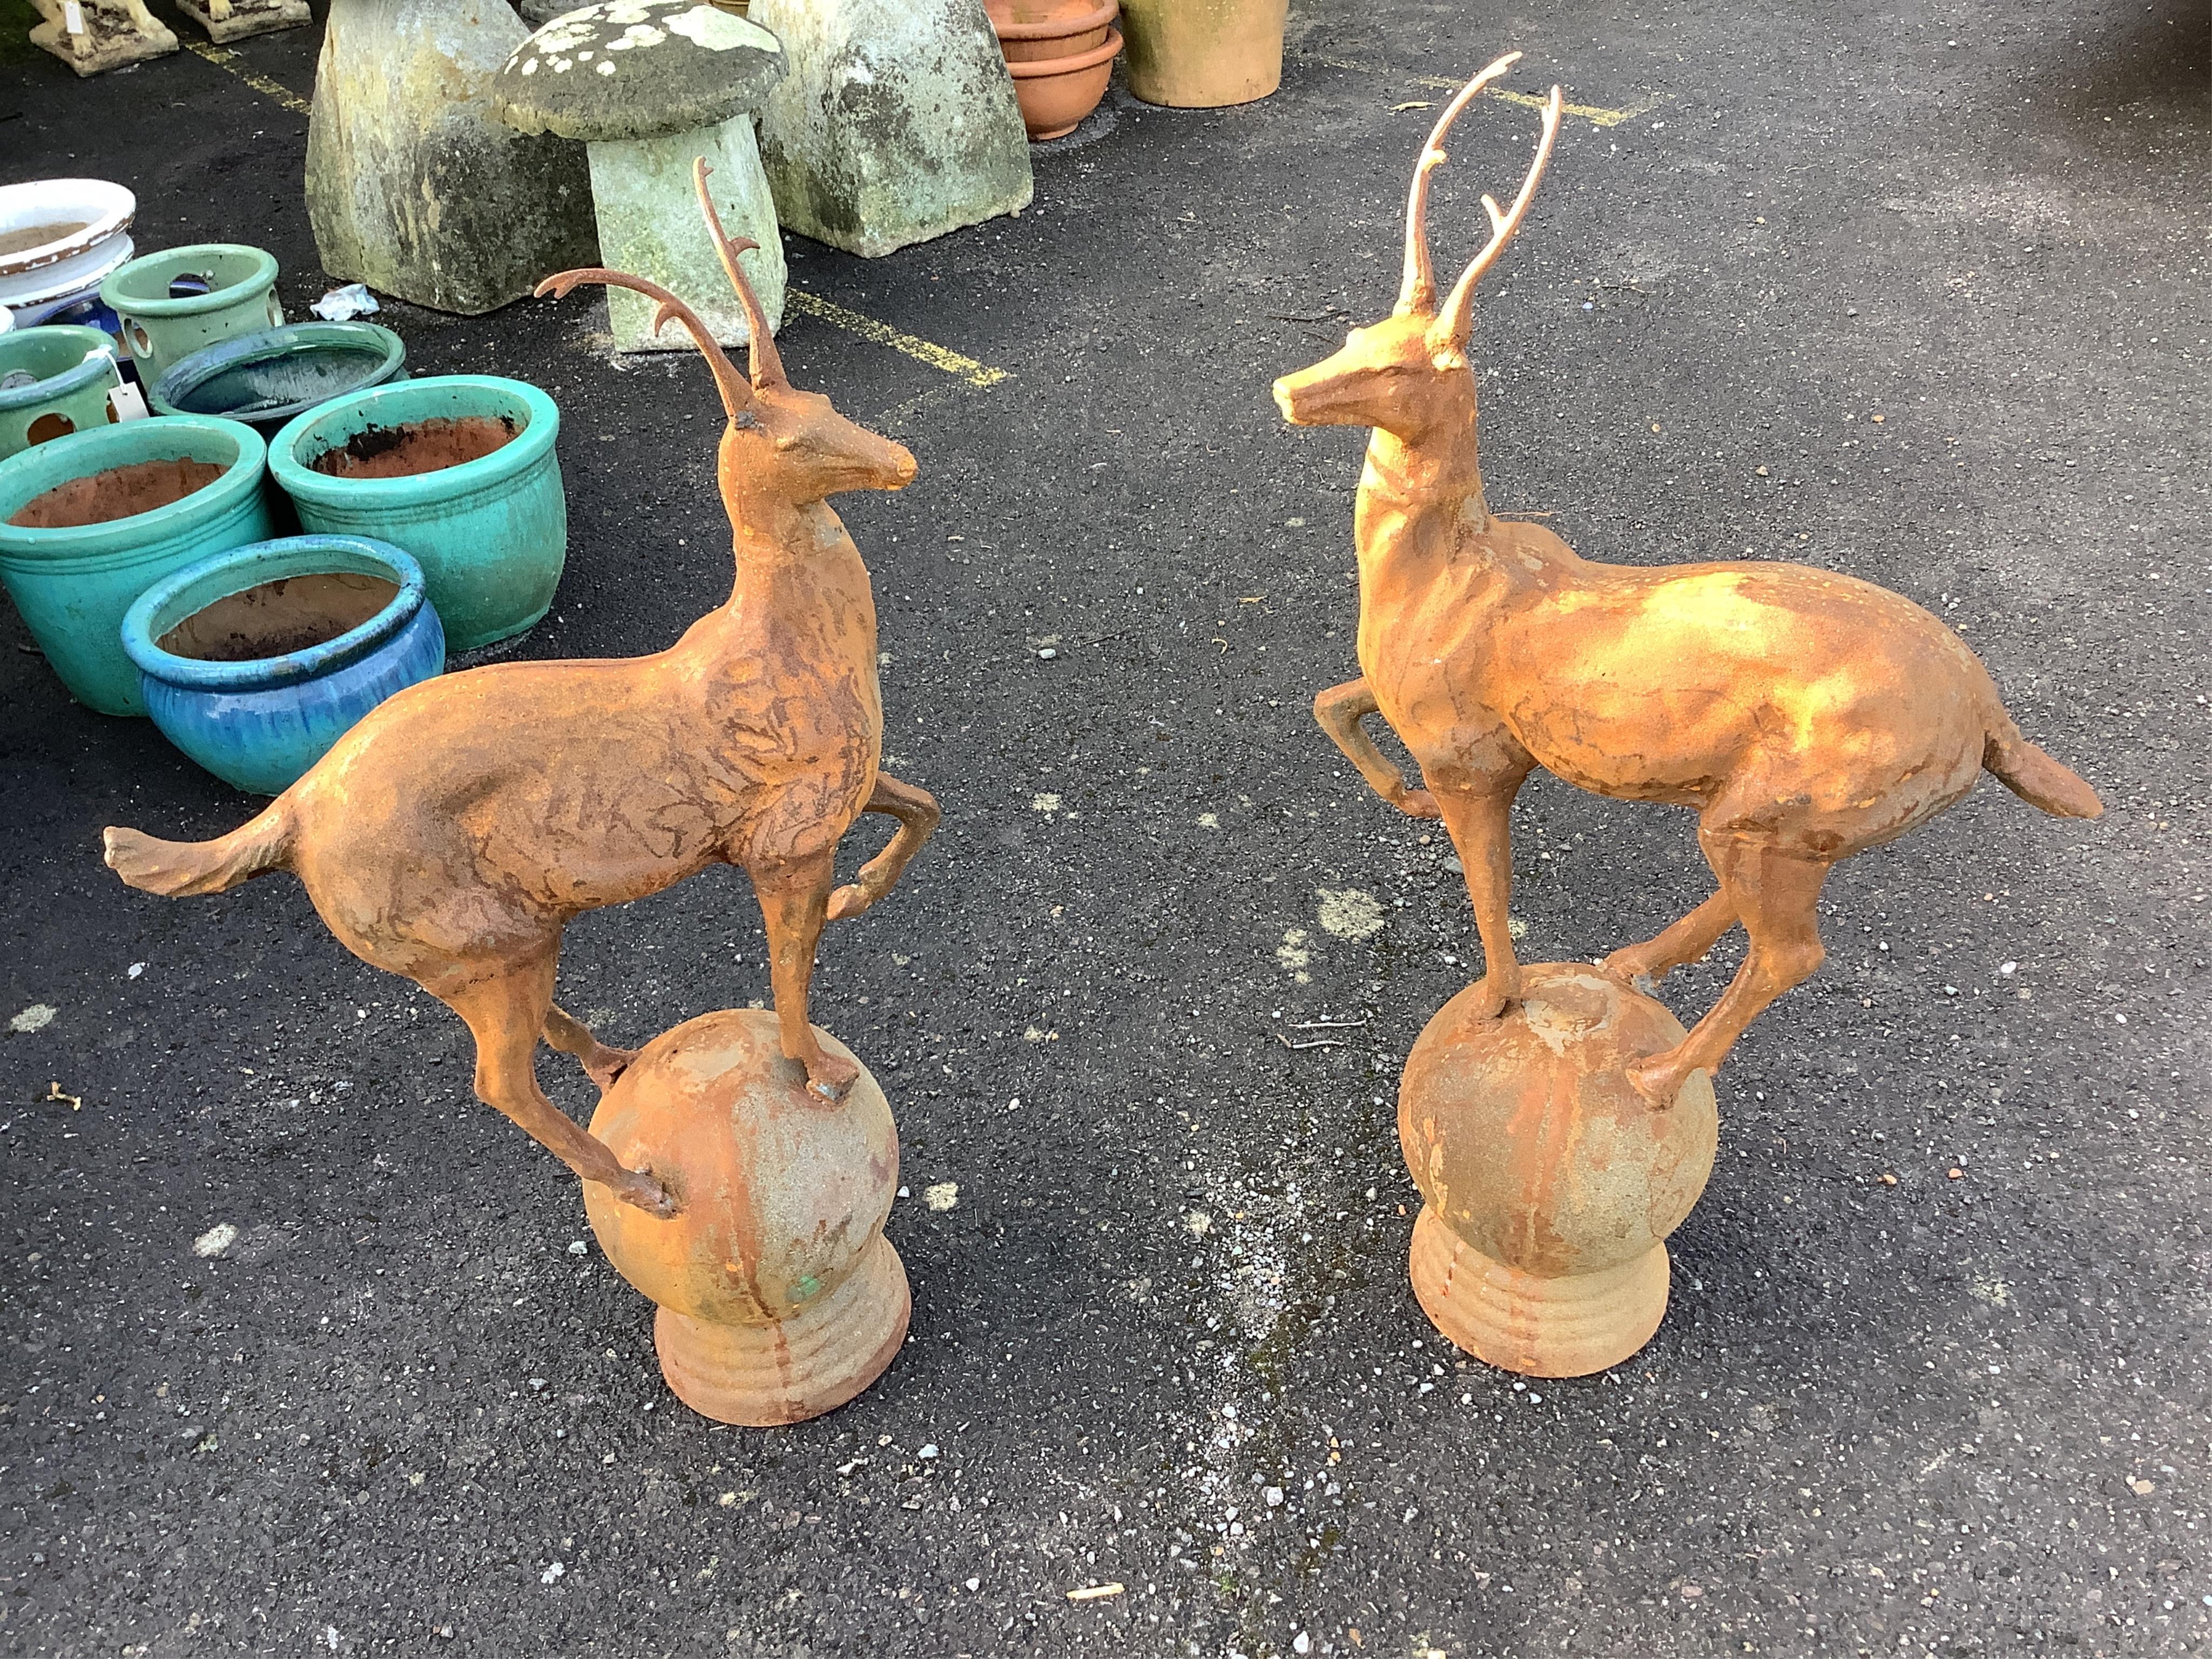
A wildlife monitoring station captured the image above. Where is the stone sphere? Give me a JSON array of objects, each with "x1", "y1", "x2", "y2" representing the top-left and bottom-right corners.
[
  {"x1": 1398, "y1": 963, "x2": 1718, "y2": 1376},
  {"x1": 584, "y1": 1008, "x2": 908, "y2": 1425}
]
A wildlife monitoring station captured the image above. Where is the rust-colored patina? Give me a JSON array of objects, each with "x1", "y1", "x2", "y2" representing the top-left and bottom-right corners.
[
  {"x1": 1400, "y1": 963, "x2": 1717, "y2": 1377},
  {"x1": 584, "y1": 1009, "x2": 908, "y2": 1425},
  {"x1": 1274, "y1": 55, "x2": 2102, "y2": 1106},
  {"x1": 104, "y1": 162, "x2": 939, "y2": 1220}
]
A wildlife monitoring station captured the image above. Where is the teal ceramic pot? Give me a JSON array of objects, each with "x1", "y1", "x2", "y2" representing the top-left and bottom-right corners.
[
  {"x1": 0, "y1": 415, "x2": 274, "y2": 715},
  {"x1": 150, "y1": 322, "x2": 407, "y2": 434},
  {"x1": 122, "y1": 535, "x2": 444, "y2": 794},
  {"x1": 268, "y1": 375, "x2": 564, "y2": 652},
  {"x1": 99, "y1": 244, "x2": 284, "y2": 383},
  {"x1": 0, "y1": 325, "x2": 125, "y2": 458}
]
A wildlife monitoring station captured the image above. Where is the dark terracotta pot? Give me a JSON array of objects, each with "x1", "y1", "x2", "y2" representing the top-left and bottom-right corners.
[
  {"x1": 1005, "y1": 25, "x2": 1121, "y2": 139},
  {"x1": 987, "y1": 0, "x2": 1115, "y2": 63}
]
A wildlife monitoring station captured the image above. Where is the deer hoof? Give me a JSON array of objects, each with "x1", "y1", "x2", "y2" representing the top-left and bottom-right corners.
[
  {"x1": 826, "y1": 880, "x2": 875, "y2": 922},
  {"x1": 583, "y1": 1045, "x2": 639, "y2": 1094},
  {"x1": 1464, "y1": 973, "x2": 1516, "y2": 1021},
  {"x1": 615, "y1": 1166, "x2": 680, "y2": 1218},
  {"x1": 1624, "y1": 1056, "x2": 1683, "y2": 1108},
  {"x1": 806, "y1": 1052, "x2": 860, "y2": 1102},
  {"x1": 1394, "y1": 788, "x2": 1442, "y2": 820},
  {"x1": 1597, "y1": 948, "x2": 1659, "y2": 992}
]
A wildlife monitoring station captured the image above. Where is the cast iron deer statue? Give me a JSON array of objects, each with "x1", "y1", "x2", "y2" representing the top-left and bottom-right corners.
[
  {"x1": 1274, "y1": 55, "x2": 2101, "y2": 1104},
  {"x1": 104, "y1": 160, "x2": 938, "y2": 1217}
]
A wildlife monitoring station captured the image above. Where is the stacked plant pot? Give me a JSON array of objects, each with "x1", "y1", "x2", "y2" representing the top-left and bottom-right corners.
[{"x1": 986, "y1": 0, "x2": 1122, "y2": 140}]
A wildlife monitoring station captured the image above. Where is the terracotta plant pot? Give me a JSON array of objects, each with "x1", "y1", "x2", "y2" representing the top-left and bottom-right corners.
[
  {"x1": 1005, "y1": 26, "x2": 1122, "y2": 139},
  {"x1": 986, "y1": 0, "x2": 1114, "y2": 63},
  {"x1": 1118, "y1": 0, "x2": 1284, "y2": 108}
]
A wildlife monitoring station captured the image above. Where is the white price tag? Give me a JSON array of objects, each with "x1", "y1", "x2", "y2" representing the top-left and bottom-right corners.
[
  {"x1": 107, "y1": 380, "x2": 151, "y2": 423},
  {"x1": 63, "y1": 1, "x2": 85, "y2": 33}
]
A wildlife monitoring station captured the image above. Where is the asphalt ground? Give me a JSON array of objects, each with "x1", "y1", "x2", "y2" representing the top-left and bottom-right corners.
[{"x1": 3, "y1": 3, "x2": 2208, "y2": 1655}]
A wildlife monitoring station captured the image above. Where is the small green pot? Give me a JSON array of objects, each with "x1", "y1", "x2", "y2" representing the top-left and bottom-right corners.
[
  {"x1": 99, "y1": 244, "x2": 284, "y2": 383},
  {"x1": 0, "y1": 415, "x2": 275, "y2": 716},
  {"x1": 0, "y1": 325, "x2": 126, "y2": 460},
  {"x1": 268, "y1": 375, "x2": 565, "y2": 653}
]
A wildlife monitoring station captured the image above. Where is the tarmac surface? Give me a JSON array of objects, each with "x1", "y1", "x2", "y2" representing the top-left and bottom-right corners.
[{"x1": 3, "y1": 3, "x2": 2208, "y2": 1655}]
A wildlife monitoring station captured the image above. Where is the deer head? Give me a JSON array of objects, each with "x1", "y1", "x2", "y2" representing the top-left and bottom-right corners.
[
  {"x1": 538, "y1": 159, "x2": 917, "y2": 509},
  {"x1": 1273, "y1": 55, "x2": 1562, "y2": 441}
]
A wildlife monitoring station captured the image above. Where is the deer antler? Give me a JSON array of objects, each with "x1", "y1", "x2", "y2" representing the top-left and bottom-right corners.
[
  {"x1": 1431, "y1": 83, "x2": 1563, "y2": 354},
  {"x1": 535, "y1": 266, "x2": 751, "y2": 421},
  {"x1": 1398, "y1": 51, "x2": 1525, "y2": 315},
  {"x1": 693, "y1": 157, "x2": 787, "y2": 389}
]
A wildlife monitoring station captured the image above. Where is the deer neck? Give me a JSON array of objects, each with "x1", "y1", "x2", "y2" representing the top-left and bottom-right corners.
[
  {"x1": 1353, "y1": 407, "x2": 1492, "y2": 612},
  {"x1": 680, "y1": 490, "x2": 876, "y2": 659}
]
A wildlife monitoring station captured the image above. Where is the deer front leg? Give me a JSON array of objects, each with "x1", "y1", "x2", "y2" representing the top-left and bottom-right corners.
[
  {"x1": 1314, "y1": 678, "x2": 1440, "y2": 819},
  {"x1": 543, "y1": 1003, "x2": 638, "y2": 1094},
  {"x1": 827, "y1": 772, "x2": 941, "y2": 921},
  {"x1": 1432, "y1": 772, "x2": 1532, "y2": 1019},
  {"x1": 750, "y1": 849, "x2": 859, "y2": 1101}
]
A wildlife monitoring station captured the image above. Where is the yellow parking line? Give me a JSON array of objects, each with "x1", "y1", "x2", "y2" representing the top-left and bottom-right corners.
[
  {"x1": 784, "y1": 289, "x2": 1010, "y2": 389},
  {"x1": 184, "y1": 39, "x2": 313, "y2": 116},
  {"x1": 1407, "y1": 74, "x2": 1648, "y2": 127}
]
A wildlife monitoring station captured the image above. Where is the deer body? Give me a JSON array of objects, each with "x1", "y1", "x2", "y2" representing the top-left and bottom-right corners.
[
  {"x1": 104, "y1": 165, "x2": 939, "y2": 1217},
  {"x1": 1281, "y1": 58, "x2": 2100, "y2": 1104}
]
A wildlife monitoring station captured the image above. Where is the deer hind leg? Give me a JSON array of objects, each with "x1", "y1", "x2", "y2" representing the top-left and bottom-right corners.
[
  {"x1": 1602, "y1": 883, "x2": 1738, "y2": 988},
  {"x1": 749, "y1": 849, "x2": 858, "y2": 1101},
  {"x1": 1626, "y1": 837, "x2": 1831, "y2": 1105},
  {"x1": 441, "y1": 957, "x2": 677, "y2": 1217},
  {"x1": 827, "y1": 772, "x2": 941, "y2": 921},
  {"x1": 542, "y1": 1003, "x2": 638, "y2": 1094},
  {"x1": 1432, "y1": 769, "x2": 1533, "y2": 1019}
]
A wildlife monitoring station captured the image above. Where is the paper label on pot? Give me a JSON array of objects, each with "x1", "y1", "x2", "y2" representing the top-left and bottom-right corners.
[{"x1": 107, "y1": 381, "x2": 150, "y2": 423}]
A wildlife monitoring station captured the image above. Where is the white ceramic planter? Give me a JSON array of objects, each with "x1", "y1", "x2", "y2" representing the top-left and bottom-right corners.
[{"x1": 0, "y1": 180, "x2": 137, "y2": 314}]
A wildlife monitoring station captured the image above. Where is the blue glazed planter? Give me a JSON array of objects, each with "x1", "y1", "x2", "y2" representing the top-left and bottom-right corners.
[
  {"x1": 268, "y1": 375, "x2": 565, "y2": 653},
  {"x1": 122, "y1": 535, "x2": 444, "y2": 794},
  {"x1": 0, "y1": 415, "x2": 274, "y2": 716},
  {"x1": 149, "y1": 322, "x2": 408, "y2": 434}
]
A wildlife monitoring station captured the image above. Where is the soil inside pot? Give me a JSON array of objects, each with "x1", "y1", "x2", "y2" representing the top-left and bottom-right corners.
[
  {"x1": 0, "y1": 221, "x2": 89, "y2": 259},
  {"x1": 158, "y1": 570, "x2": 401, "y2": 662},
  {"x1": 307, "y1": 414, "x2": 517, "y2": 480},
  {"x1": 8, "y1": 457, "x2": 225, "y2": 529}
]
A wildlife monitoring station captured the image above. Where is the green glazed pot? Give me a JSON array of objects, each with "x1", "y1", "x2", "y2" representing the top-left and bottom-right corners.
[
  {"x1": 0, "y1": 415, "x2": 276, "y2": 715},
  {"x1": 99, "y1": 244, "x2": 284, "y2": 383},
  {"x1": 0, "y1": 325, "x2": 126, "y2": 460},
  {"x1": 267, "y1": 375, "x2": 564, "y2": 653}
]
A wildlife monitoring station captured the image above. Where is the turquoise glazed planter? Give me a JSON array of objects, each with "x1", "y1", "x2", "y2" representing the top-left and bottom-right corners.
[
  {"x1": 122, "y1": 535, "x2": 444, "y2": 794},
  {"x1": 268, "y1": 375, "x2": 564, "y2": 652},
  {"x1": 100, "y1": 244, "x2": 284, "y2": 383},
  {"x1": 149, "y1": 322, "x2": 407, "y2": 434},
  {"x1": 0, "y1": 325, "x2": 126, "y2": 458},
  {"x1": 0, "y1": 416, "x2": 274, "y2": 715}
]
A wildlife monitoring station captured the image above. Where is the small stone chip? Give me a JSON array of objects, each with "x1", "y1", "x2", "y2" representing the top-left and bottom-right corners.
[{"x1": 1067, "y1": 1582, "x2": 1124, "y2": 1602}]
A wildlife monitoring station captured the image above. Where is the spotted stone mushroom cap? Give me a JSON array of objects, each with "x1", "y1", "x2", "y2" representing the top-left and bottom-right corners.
[{"x1": 494, "y1": 1, "x2": 787, "y2": 143}]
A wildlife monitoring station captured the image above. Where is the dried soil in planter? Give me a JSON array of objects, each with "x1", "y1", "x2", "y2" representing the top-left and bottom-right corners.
[
  {"x1": 0, "y1": 221, "x2": 89, "y2": 258},
  {"x1": 8, "y1": 458, "x2": 226, "y2": 529},
  {"x1": 307, "y1": 415, "x2": 517, "y2": 480},
  {"x1": 158, "y1": 571, "x2": 401, "y2": 662}
]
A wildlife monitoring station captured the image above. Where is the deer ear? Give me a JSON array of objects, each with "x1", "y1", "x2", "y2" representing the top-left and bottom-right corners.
[{"x1": 1425, "y1": 320, "x2": 1469, "y2": 372}]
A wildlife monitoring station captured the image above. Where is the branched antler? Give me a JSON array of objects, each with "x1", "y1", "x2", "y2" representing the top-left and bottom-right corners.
[
  {"x1": 693, "y1": 157, "x2": 786, "y2": 389},
  {"x1": 1432, "y1": 83, "x2": 1563, "y2": 352},
  {"x1": 535, "y1": 265, "x2": 751, "y2": 421},
  {"x1": 1398, "y1": 51, "x2": 1523, "y2": 315}
]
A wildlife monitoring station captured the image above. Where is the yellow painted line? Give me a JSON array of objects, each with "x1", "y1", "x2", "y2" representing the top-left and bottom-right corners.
[
  {"x1": 785, "y1": 289, "x2": 1010, "y2": 389},
  {"x1": 1406, "y1": 74, "x2": 1648, "y2": 128},
  {"x1": 184, "y1": 39, "x2": 313, "y2": 115}
]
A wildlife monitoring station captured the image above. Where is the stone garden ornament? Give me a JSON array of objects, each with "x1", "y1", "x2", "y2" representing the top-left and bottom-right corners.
[
  {"x1": 106, "y1": 166, "x2": 940, "y2": 1422},
  {"x1": 1274, "y1": 55, "x2": 2103, "y2": 1375}
]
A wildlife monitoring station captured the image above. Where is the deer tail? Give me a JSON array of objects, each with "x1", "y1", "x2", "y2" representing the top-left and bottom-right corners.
[
  {"x1": 103, "y1": 802, "x2": 295, "y2": 898},
  {"x1": 1983, "y1": 724, "x2": 2103, "y2": 820}
]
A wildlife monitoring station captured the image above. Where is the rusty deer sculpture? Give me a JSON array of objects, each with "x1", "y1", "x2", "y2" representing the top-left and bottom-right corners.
[
  {"x1": 1274, "y1": 55, "x2": 2101, "y2": 1105},
  {"x1": 104, "y1": 161, "x2": 938, "y2": 1217}
]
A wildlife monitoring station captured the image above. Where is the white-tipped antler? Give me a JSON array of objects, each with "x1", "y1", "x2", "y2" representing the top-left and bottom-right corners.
[
  {"x1": 1431, "y1": 83, "x2": 1563, "y2": 354},
  {"x1": 1398, "y1": 51, "x2": 1523, "y2": 314}
]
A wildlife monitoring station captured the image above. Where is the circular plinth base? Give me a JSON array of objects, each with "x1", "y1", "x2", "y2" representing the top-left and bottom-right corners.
[
  {"x1": 654, "y1": 1235, "x2": 911, "y2": 1427},
  {"x1": 1408, "y1": 1205, "x2": 1670, "y2": 1378}
]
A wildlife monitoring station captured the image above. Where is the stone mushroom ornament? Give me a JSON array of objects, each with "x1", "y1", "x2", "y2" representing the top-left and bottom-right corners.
[{"x1": 494, "y1": 0, "x2": 787, "y2": 353}]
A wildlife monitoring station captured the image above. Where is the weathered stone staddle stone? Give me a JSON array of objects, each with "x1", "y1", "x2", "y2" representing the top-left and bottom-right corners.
[
  {"x1": 749, "y1": 0, "x2": 1034, "y2": 259},
  {"x1": 306, "y1": 0, "x2": 599, "y2": 315}
]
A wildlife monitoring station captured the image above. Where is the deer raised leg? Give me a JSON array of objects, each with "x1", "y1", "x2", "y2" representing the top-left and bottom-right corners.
[
  {"x1": 751, "y1": 849, "x2": 858, "y2": 1101},
  {"x1": 442, "y1": 960, "x2": 677, "y2": 1216},
  {"x1": 1315, "y1": 678, "x2": 1440, "y2": 819},
  {"x1": 1602, "y1": 888, "x2": 1738, "y2": 988},
  {"x1": 1626, "y1": 838, "x2": 1831, "y2": 1105},
  {"x1": 827, "y1": 772, "x2": 941, "y2": 921},
  {"x1": 543, "y1": 1002, "x2": 639, "y2": 1094},
  {"x1": 1431, "y1": 771, "x2": 1533, "y2": 1019}
]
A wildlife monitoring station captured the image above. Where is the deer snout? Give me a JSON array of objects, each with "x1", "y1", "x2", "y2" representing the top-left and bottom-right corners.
[{"x1": 1273, "y1": 356, "x2": 1367, "y2": 427}]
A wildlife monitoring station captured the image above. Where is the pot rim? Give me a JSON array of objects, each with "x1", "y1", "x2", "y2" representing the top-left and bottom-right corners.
[
  {"x1": 0, "y1": 179, "x2": 137, "y2": 282},
  {"x1": 267, "y1": 375, "x2": 560, "y2": 507},
  {"x1": 0, "y1": 325, "x2": 120, "y2": 414},
  {"x1": 990, "y1": 0, "x2": 1116, "y2": 42},
  {"x1": 122, "y1": 534, "x2": 429, "y2": 692},
  {"x1": 0, "y1": 415, "x2": 266, "y2": 557},
  {"x1": 99, "y1": 243, "x2": 280, "y2": 318},
  {"x1": 149, "y1": 321, "x2": 407, "y2": 423},
  {"x1": 1006, "y1": 24, "x2": 1122, "y2": 77}
]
